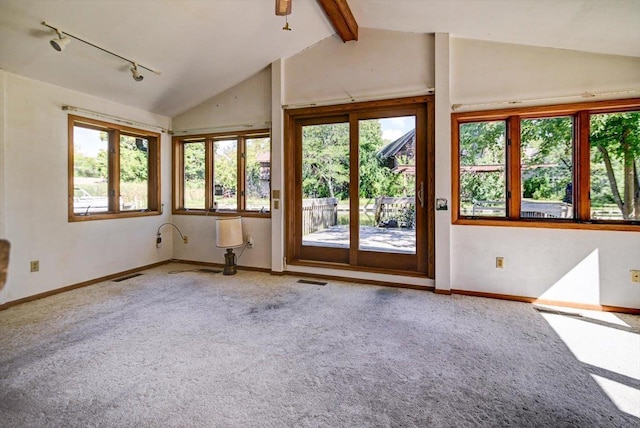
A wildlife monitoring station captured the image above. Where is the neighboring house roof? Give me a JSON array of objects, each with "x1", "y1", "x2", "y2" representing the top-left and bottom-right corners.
[{"x1": 378, "y1": 129, "x2": 415, "y2": 159}]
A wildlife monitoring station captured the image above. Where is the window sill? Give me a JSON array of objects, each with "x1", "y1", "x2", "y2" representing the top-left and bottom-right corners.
[
  {"x1": 69, "y1": 210, "x2": 162, "y2": 222},
  {"x1": 453, "y1": 217, "x2": 640, "y2": 232},
  {"x1": 172, "y1": 209, "x2": 271, "y2": 219}
]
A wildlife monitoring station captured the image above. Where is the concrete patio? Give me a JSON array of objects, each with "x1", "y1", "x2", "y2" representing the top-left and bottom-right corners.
[{"x1": 303, "y1": 225, "x2": 416, "y2": 254}]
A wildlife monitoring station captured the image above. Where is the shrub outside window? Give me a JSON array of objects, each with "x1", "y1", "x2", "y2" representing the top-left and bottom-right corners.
[
  {"x1": 452, "y1": 98, "x2": 640, "y2": 230},
  {"x1": 173, "y1": 131, "x2": 271, "y2": 216},
  {"x1": 69, "y1": 115, "x2": 161, "y2": 221}
]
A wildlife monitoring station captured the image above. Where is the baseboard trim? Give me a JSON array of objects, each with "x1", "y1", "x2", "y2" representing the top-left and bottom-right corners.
[
  {"x1": 0, "y1": 260, "x2": 171, "y2": 311},
  {"x1": 452, "y1": 289, "x2": 640, "y2": 315},
  {"x1": 434, "y1": 289, "x2": 452, "y2": 295},
  {"x1": 281, "y1": 270, "x2": 435, "y2": 292},
  {"x1": 170, "y1": 259, "x2": 271, "y2": 274}
]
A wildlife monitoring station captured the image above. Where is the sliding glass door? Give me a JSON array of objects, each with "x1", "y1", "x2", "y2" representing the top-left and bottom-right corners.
[{"x1": 288, "y1": 98, "x2": 434, "y2": 276}]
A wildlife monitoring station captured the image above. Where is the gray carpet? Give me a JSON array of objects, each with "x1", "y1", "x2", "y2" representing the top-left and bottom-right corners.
[{"x1": 0, "y1": 263, "x2": 638, "y2": 427}]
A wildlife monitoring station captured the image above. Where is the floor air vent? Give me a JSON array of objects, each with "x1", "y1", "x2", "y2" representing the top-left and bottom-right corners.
[
  {"x1": 297, "y1": 279, "x2": 327, "y2": 286},
  {"x1": 113, "y1": 273, "x2": 143, "y2": 282}
]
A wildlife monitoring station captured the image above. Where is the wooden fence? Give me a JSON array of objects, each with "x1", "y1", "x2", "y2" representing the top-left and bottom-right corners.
[
  {"x1": 302, "y1": 198, "x2": 338, "y2": 235},
  {"x1": 374, "y1": 196, "x2": 415, "y2": 227}
]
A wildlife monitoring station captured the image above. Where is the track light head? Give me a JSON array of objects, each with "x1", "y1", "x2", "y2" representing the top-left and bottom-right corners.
[
  {"x1": 130, "y1": 63, "x2": 144, "y2": 82},
  {"x1": 50, "y1": 30, "x2": 70, "y2": 52}
]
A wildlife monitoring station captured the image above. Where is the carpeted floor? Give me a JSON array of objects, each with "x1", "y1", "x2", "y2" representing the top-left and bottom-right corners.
[{"x1": 0, "y1": 263, "x2": 638, "y2": 427}]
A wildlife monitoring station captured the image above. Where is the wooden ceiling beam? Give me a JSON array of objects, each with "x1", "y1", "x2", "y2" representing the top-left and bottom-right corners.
[{"x1": 317, "y1": 0, "x2": 358, "y2": 42}]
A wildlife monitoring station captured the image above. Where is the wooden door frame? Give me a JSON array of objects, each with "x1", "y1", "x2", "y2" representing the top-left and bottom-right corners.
[{"x1": 284, "y1": 96, "x2": 435, "y2": 278}]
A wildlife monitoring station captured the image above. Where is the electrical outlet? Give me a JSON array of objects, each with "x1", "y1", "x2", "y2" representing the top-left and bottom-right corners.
[
  {"x1": 631, "y1": 270, "x2": 640, "y2": 283},
  {"x1": 183, "y1": 236, "x2": 188, "y2": 244},
  {"x1": 247, "y1": 236, "x2": 254, "y2": 248},
  {"x1": 30, "y1": 260, "x2": 39, "y2": 272},
  {"x1": 496, "y1": 257, "x2": 504, "y2": 269}
]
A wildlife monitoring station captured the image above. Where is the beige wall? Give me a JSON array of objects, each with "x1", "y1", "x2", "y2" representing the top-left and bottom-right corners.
[
  {"x1": 1, "y1": 72, "x2": 172, "y2": 303},
  {"x1": 172, "y1": 67, "x2": 271, "y2": 132},
  {"x1": 284, "y1": 28, "x2": 434, "y2": 107},
  {"x1": 451, "y1": 38, "x2": 640, "y2": 110}
]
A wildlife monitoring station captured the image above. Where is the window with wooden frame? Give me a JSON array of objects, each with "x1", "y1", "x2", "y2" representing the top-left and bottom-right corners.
[
  {"x1": 172, "y1": 130, "x2": 271, "y2": 217},
  {"x1": 68, "y1": 115, "x2": 161, "y2": 221},
  {"x1": 452, "y1": 98, "x2": 640, "y2": 231}
]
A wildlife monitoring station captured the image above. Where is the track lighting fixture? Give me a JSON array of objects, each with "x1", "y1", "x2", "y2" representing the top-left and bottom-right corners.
[
  {"x1": 41, "y1": 21, "x2": 161, "y2": 81},
  {"x1": 130, "y1": 63, "x2": 144, "y2": 82},
  {"x1": 50, "y1": 29, "x2": 71, "y2": 52}
]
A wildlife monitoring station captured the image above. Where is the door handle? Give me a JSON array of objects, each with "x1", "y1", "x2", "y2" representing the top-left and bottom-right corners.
[{"x1": 417, "y1": 181, "x2": 424, "y2": 208}]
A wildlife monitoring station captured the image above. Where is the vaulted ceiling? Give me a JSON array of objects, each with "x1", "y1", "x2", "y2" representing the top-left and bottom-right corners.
[{"x1": 1, "y1": 0, "x2": 638, "y2": 117}]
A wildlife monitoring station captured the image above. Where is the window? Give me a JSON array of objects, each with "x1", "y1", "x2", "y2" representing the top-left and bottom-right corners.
[
  {"x1": 173, "y1": 131, "x2": 271, "y2": 216},
  {"x1": 452, "y1": 98, "x2": 640, "y2": 230},
  {"x1": 69, "y1": 115, "x2": 161, "y2": 221}
]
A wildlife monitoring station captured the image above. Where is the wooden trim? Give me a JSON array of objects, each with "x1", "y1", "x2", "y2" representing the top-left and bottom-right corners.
[
  {"x1": 426, "y1": 103, "x2": 435, "y2": 278},
  {"x1": 452, "y1": 288, "x2": 640, "y2": 315},
  {"x1": 68, "y1": 116, "x2": 76, "y2": 221},
  {"x1": 148, "y1": 134, "x2": 161, "y2": 211},
  {"x1": 576, "y1": 110, "x2": 591, "y2": 221},
  {"x1": 172, "y1": 210, "x2": 271, "y2": 219},
  {"x1": 284, "y1": 109, "x2": 297, "y2": 263},
  {"x1": 281, "y1": 270, "x2": 435, "y2": 291},
  {"x1": 111, "y1": 129, "x2": 120, "y2": 212},
  {"x1": 507, "y1": 116, "x2": 521, "y2": 219},
  {"x1": 69, "y1": 210, "x2": 162, "y2": 221},
  {"x1": 206, "y1": 138, "x2": 214, "y2": 210},
  {"x1": 451, "y1": 119, "x2": 461, "y2": 225},
  {"x1": 0, "y1": 261, "x2": 171, "y2": 311},
  {"x1": 349, "y1": 112, "x2": 359, "y2": 265},
  {"x1": 172, "y1": 136, "x2": 183, "y2": 213},
  {"x1": 286, "y1": 95, "x2": 434, "y2": 117},
  {"x1": 317, "y1": 0, "x2": 358, "y2": 43},
  {"x1": 453, "y1": 217, "x2": 640, "y2": 231},
  {"x1": 434, "y1": 289, "x2": 452, "y2": 295}
]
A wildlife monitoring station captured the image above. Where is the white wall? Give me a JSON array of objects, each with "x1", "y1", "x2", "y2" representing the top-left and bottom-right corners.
[
  {"x1": 172, "y1": 67, "x2": 271, "y2": 131},
  {"x1": 1, "y1": 72, "x2": 173, "y2": 303},
  {"x1": 450, "y1": 38, "x2": 640, "y2": 308},
  {"x1": 171, "y1": 67, "x2": 273, "y2": 270},
  {"x1": 451, "y1": 38, "x2": 640, "y2": 110},
  {"x1": 284, "y1": 28, "x2": 434, "y2": 106}
]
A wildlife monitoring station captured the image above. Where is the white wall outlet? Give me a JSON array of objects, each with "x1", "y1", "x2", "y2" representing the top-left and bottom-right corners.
[
  {"x1": 30, "y1": 260, "x2": 39, "y2": 272},
  {"x1": 631, "y1": 270, "x2": 640, "y2": 283},
  {"x1": 247, "y1": 236, "x2": 254, "y2": 248},
  {"x1": 183, "y1": 236, "x2": 188, "y2": 244},
  {"x1": 496, "y1": 257, "x2": 504, "y2": 269}
]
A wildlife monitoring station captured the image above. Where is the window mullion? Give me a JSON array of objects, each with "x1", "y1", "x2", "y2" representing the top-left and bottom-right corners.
[
  {"x1": 576, "y1": 111, "x2": 591, "y2": 221},
  {"x1": 238, "y1": 137, "x2": 246, "y2": 212},
  {"x1": 507, "y1": 116, "x2": 521, "y2": 219},
  {"x1": 110, "y1": 129, "x2": 120, "y2": 213},
  {"x1": 205, "y1": 139, "x2": 214, "y2": 210},
  {"x1": 349, "y1": 113, "x2": 359, "y2": 266}
]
